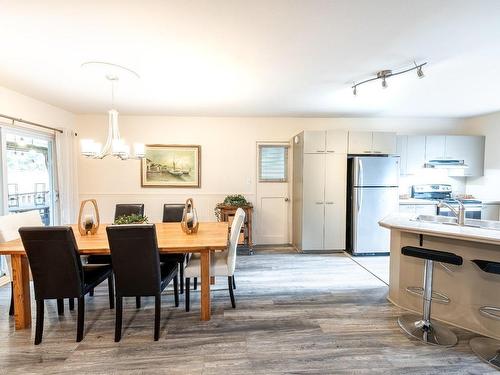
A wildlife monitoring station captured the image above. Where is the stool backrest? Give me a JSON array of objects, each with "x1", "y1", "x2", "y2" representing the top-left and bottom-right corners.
[
  {"x1": 106, "y1": 224, "x2": 161, "y2": 296},
  {"x1": 114, "y1": 204, "x2": 145, "y2": 220},
  {"x1": 19, "y1": 226, "x2": 83, "y2": 300},
  {"x1": 227, "y1": 208, "x2": 245, "y2": 275},
  {"x1": 162, "y1": 204, "x2": 184, "y2": 223}
]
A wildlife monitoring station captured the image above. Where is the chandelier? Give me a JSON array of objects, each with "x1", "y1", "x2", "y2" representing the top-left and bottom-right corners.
[{"x1": 80, "y1": 63, "x2": 144, "y2": 160}]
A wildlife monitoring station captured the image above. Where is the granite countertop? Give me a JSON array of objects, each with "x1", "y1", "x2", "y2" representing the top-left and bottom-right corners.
[
  {"x1": 379, "y1": 213, "x2": 500, "y2": 245},
  {"x1": 399, "y1": 198, "x2": 437, "y2": 205}
]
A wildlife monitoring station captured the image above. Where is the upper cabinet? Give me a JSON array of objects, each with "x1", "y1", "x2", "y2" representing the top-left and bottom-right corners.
[
  {"x1": 348, "y1": 131, "x2": 397, "y2": 154},
  {"x1": 398, "y1": 134, "x2": 485, "y2": 177},
  {"x1": 444, "y1": 136, "x2": 485, "y2": 177},
  {"x1": 303, "y1": 130, "x2": 347, "y2": 154}
]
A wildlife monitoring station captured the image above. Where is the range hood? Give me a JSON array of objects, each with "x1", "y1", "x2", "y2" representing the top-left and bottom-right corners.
[{"x1": 425, "y1": 159, "x2": 469, "y2": 169}]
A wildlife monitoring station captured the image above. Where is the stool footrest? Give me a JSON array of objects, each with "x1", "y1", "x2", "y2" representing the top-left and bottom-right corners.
[{"x1": 405, "y1": 286, "x2": 450, "y2": 304}]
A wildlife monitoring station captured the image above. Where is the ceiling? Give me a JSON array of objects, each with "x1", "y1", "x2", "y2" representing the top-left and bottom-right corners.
[{"x1": 1, "y1": 0, "x2": 499, "y2": 117}]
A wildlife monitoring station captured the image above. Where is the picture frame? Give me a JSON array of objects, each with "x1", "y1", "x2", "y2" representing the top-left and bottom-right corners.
[{"x1": 141, "y1": 144, "x2": 201, "y2": 188}]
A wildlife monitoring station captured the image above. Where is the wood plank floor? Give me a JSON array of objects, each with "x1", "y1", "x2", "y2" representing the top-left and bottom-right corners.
[{"x1": 0, "y1": 248, "x2": 496, "y2": 374}]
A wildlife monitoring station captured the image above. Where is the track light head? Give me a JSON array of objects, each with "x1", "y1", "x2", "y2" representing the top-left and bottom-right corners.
[
  {"x1": 417, "y1": 66, "x2": 424, "y2": 78},
  {"x1": 353, "y1": 85, "x2": 357, "y2": 96},
  {"x1": 381, "y1": 77, "x2": 388, "y2": 89}
]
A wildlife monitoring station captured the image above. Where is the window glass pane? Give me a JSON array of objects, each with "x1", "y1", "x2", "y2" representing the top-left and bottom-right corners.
[{"x1": 259, "y1": 145, "x2": 288, "y2": 182}]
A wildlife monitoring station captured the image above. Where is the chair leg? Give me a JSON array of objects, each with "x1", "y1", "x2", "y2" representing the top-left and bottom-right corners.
[
  {"x1": 228, "y1": 276, "x2": 236, "y2": 308},
  {"x1": 194, "y1": 277, "x2": 198, "y2": 290},
  {"x1": 9, "y1": 283, "x2": 14, "y2": 316},
  {"x1": 89, "y1": 288, "x2": 94, "y2": 297},
  {"x1": 173, "y1": 274, "x2": 179, "y2": 307},
  {"x1": 233, "y1": 275, "x2": 236, "y2": 290},
  {"x1": 154, "y1": 294, "x2": 161, "y2": 341},
  {"x1": 57, "y1": 299, "x2": 64, "y2": 316},
  {"x1": 179, "y1": 262, "x2": 184, "y2": 294},
  {"x1": 108, "y1": 275, "x2": 115, "y2": 309},
  {"x1": 76, "y1": 297, "x2": 85, "y2": 342},
  {"x1": 34, "y1": 299, "x2": 44, "y2": 345},
  {"x1": 69, "y1": 298, "x2": 75, "y2": 311},
  {"x1": 185, "y1": 278, "x2": 190, "y2": 312},
  {"x1": 115, "y1": 296, "x2": 123, "y2": 342},
  {"x1": 136, "y1": 296, "x2": 141, "y2": 309}
]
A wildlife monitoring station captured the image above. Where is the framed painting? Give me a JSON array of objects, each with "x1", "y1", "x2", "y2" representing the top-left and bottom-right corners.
[{"x1": 141, "y1": 144, "x2": 201, "y2": 188}]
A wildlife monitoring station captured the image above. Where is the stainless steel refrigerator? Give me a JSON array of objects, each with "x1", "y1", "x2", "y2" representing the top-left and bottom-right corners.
[{"x1": 347, "y1": 156, "x2": 399, "y2": 255}]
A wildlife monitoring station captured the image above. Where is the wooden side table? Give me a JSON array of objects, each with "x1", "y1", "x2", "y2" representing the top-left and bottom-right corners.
[{"x1": 217, "y1": 205, "x2": 253, "y2": 255}]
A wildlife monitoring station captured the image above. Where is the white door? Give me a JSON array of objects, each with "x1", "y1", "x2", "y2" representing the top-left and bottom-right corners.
[
  {"x1": 425, "y1": 136, "x2": 446, "y2": 160},
  {"x1": 255, "y1": 142, "x2": 290, "y2": 245},
  {"x1": 326, "y1": 130, "x2": 348, "y2": 153},
  {"x1": 348, "y1": 131, "x2": 373, "y2": 154},
  {"x1": 302, "y1": 153, "x2": 325, "y2": 250},
  {"x1": 372, "y1": 132, "x2": 397, "y2": 154},
  {"x1": 406, "y1": 135, "x2": 426, "y2": 174},
  {"x1": 324, "y1": 153, "x2": 347, "y2": 250}
]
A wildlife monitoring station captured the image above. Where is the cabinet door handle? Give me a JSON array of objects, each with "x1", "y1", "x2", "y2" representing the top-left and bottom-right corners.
[
  {"x1": 363, "y1": 151, "x2": 371, "y2": 153},
  {"x1": 325, "y1": 202, "x2": 334, "y2": 204},
  {"x1": 327, "y1": 150, "x2": 335, "y2": 153},
  {"x1": 316, "y1": 150, "x2": 324, "y2": 153},
  {"x1": 315, "y1": 201, "x2": 324, "y2": 205},
  {"x1": 373, "y1": 151, "x2": 382, "y2": 154}
]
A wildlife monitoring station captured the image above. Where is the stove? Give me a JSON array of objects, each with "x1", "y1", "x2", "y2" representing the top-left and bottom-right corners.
[{"x1": 411, "y1": 184, "x2": 482, "y2": 219}]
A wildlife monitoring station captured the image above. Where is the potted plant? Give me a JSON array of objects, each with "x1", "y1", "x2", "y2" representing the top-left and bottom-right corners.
[
  {"x1": 114, "y1": 214, "x2": 149, "y2": 225},
  {"x1": 214, "y1": 194, "x2": 252, "y2": 221}
]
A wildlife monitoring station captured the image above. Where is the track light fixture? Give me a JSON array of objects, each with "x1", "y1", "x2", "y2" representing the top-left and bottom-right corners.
[{"x1": 352, "y1": 61, "x2": 427, "y2": 95}]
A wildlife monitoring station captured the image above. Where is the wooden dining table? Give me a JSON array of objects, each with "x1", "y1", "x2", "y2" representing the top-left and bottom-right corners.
[{"x1": 0, "y1": 221, "x2": 229, "y2": 330}]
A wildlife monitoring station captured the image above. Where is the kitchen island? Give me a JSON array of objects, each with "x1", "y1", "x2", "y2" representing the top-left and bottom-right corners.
[{"x1": 379, "y1": 214, "x2": 500, "y2": 340}]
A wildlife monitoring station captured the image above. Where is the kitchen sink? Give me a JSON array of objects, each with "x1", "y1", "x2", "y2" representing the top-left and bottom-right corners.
[{"x1": 414, "y1": 215, "x2": 500, "y2": 231}]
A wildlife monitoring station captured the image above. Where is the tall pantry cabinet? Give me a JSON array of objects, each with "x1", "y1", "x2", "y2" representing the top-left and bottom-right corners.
[{"x1": 292, "y1": 130, "x2": 347, "y2": 252}]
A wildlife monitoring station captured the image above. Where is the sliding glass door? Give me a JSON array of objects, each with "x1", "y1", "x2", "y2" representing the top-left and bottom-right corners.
[{"x1": 0, "y1": 127, "x2": 57, "y2": 225}]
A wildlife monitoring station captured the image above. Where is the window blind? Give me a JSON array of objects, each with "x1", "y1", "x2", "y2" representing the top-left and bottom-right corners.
[{"x1": 259, "y1": 145, "x2": 288, "y2": 182}]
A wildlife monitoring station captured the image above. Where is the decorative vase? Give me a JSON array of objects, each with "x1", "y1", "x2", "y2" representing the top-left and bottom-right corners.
[
  {"x1": 181, "y1": 198, "x2": 199, "y2": 234},
  {"x1": 78, "y1": 199, "x2": 100, "y2": 235}
]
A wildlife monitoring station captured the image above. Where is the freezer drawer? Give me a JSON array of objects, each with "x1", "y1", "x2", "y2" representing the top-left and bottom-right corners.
[{"x1": 352, "y1": 187, "x2": 399, "y2": 254}]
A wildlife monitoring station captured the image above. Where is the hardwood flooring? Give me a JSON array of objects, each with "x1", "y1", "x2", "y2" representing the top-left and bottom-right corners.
[{"x1": 0, "y1": 248, "x2": 496, "y2": 374}]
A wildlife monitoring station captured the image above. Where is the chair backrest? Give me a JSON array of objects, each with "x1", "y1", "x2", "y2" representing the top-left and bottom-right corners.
[
  {"x1": 227, "y1": 208, "x2": 245, "y2": 275},
  {"x1": 114, "y1": 204, "x2": 145, "y2": 220},
  {"x1": 106, "y1": 224, "x2": 161, "y2": 296},
  {"x1": 0, "y1": 210, "x2": 43, "y2": 243},
  {"x1": 0, "y1": 210, "x2": 43, "y2": 280},
  {"x1": 162, "y1": 204, "x2": 184, "y2": 223},
  {"x1": 18, "y1": 226, "x2": 84, "y2": 300}
]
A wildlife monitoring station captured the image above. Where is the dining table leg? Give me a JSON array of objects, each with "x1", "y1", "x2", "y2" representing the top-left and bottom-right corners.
[
  {"x1": 11, "y1": 254, "x2": 31, "y2": 329},
  {"x1": 200, "y1": 250, "x2": 211, "y2": 321}
]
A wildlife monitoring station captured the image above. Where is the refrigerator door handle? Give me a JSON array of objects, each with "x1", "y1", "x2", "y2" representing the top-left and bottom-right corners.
[{"x1": 358, "y1": 158, "x2": 363, "y2": 187}]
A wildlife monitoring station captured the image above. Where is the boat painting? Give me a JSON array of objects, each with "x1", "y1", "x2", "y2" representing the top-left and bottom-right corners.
[{"x1": 141, "y1": 145, "x2": 201, "y2": 187}]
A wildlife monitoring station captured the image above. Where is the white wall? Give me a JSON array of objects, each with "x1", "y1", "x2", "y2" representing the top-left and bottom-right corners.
[
  {"x1": 461, "y1": 111, "x2": 500, "y2": 201},
  {"x1": 0, "y1": 85, "x2": 75, "y2": 129},
  {"x1": 76, "y1": 115, "x2": 465, "y2": 232}
]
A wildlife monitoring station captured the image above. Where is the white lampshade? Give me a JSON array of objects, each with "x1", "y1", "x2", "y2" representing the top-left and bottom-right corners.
[
  {"x1": 134, "y1": 143, "x2": 145, "y2": 158},
  {"x1": 111, "y1": 139, "x2": 125, "y2": 155},
  {"x1": 81, "y1": 139, "x2": 97, "y2": 156}
]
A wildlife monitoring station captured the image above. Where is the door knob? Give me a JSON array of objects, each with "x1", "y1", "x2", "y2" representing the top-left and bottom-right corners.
[{"x1": 284, "y1": 197, "x2": 289, "y2": 202}]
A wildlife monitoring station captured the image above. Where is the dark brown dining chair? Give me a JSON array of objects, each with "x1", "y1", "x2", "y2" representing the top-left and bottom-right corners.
[
  {"x1": 106, "y1": 224, "x2": 178, "y2": 341},
  {"x1": 86, "y1": 203, "x2": 146, "y2": 289},
  {"x1": 19, "y1": 226, "x2": 114, "y2": 345},
  {"x1": 162, "y1": 204, "x2": 194, "y2": 294}
]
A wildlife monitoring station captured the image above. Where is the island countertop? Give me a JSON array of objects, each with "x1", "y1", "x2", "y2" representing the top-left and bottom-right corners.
[{"x1": 379, "y1": 213, "x2": 500, "y2": 246}]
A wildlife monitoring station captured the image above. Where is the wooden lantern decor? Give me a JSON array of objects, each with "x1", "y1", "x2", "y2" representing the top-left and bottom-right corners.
[
  {"x1": 78, "y1": 199, "x2": 100, "y2": 236},
  {"x1": 181, "y1": 198, "x2": 199, "y2": 234}
]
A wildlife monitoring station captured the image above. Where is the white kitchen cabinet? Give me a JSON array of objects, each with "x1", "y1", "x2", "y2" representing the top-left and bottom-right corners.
[
  {"x1": 348, "y1": 131, "x2": 396, "y2": 154},
  {"x1": 425, "y1": 136, "x2": 446, "y2": 160},
  {"x1": 445, "y1": 136, "x2": 485, "y2": 177},
  {"x1": 396, "y1": 135, "x2": 408, "y2": 175},
  {"x1": 372, "y1": 132, "x2": 397, "y2": 154},
  {"x1": 348, "y1": 132, "x2": 373, "y2": 154},
  {"x1": 302, "y1": 153, "x2": 326, "y2": 250},
  {"x1": 303, "y1": 131, "x2": 326, "y2": 153},
  {"x1": 293, "y1": 131, "x2": 347, "y2": 252},
  {"x1": 326, "y1": 130, "x2": 348, "y2": 153},
  {"x1": 406, "y1": 135, "x2": 426, "y2": 174},
  {"x1": 324, "y1": 153, "x2": 347, "y2": 250}
]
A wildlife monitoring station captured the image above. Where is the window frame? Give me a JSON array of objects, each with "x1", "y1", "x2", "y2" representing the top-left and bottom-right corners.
[{"x1": 258, "y1": 143, "x2": 289, "y2": 183}]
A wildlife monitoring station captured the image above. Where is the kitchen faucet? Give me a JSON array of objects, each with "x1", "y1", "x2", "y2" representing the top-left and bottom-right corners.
[{"x1": 438, "y1": 200, "x2": 465, "y2": 226}]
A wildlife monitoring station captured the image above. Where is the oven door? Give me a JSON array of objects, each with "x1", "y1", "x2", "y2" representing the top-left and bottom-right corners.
[{"x1": 437, "y1": 205, "x2": 482, "y2": 220}]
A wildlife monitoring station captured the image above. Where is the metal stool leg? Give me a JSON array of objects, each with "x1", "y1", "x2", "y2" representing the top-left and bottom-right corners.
[
  {"x1": 398, "y1": 259, "x2": 458, "y2": 347},
  {"x1": 470, "y1": 337, "x2": 500, "y2": 370}
]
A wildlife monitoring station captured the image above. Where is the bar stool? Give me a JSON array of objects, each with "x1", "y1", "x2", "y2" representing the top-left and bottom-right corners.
[
  {"x1": 398, "y1": 246, "x2": 463, "y2": 347},
  {"x1": 469, "y1": 259, "x2": 500, "y2": 370}
]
